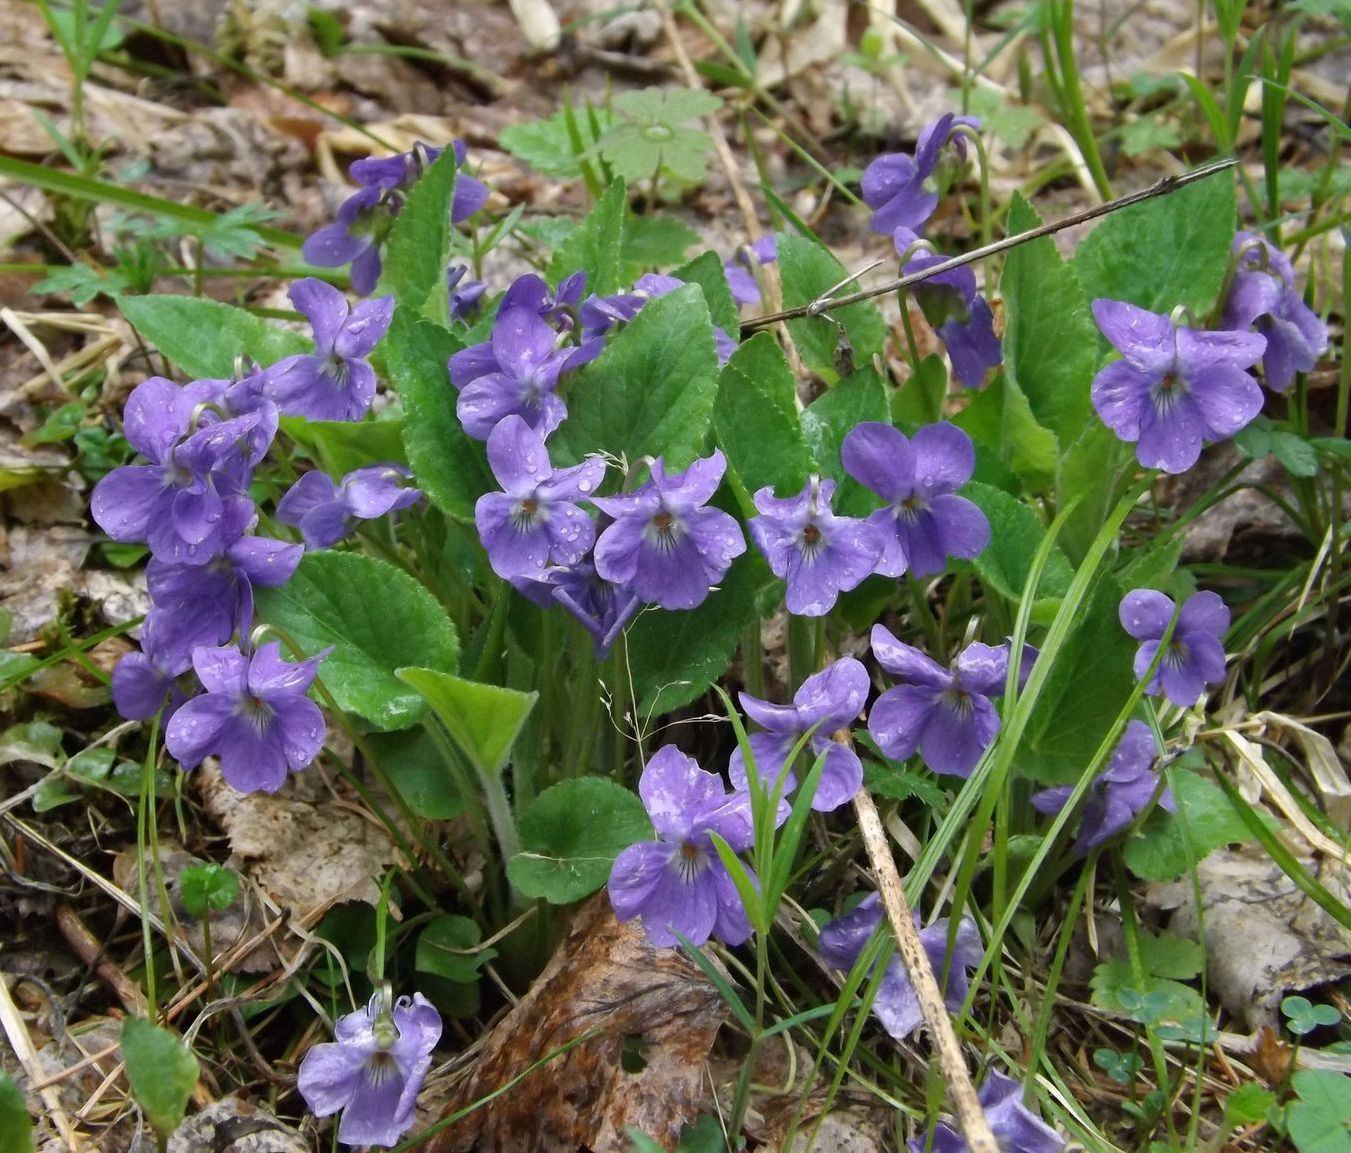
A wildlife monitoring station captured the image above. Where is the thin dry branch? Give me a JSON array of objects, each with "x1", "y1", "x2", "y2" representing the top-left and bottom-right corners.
[{"x1": 742, "y1": 158, "x2": 1239, "y2": 333}]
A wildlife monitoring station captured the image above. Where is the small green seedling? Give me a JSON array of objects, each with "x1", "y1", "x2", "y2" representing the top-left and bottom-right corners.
[{"x1": 1282, "y1": 995, "x2": 1342, "y2": 1037}]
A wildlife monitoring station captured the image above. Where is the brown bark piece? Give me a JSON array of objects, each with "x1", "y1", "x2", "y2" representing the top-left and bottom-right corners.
[{"x1": 431, "y1": 895, "x2": 727, "y2": 1153}]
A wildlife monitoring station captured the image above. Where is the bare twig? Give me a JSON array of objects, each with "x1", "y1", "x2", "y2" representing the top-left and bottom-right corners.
[
  {"x1": 0, "y1": 972, "x2": 87, "y2": 1151},
  {"x1": 850, "y1": 785, "x2": 999, "y2": 1153},
  {"x1": 742, "y1": 157, "x2": 1239, "y2": 333}
]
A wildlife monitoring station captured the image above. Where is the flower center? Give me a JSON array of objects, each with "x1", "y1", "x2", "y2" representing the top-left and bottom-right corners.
[
  {"x1": 798, "y1": 520, "x2": 826, "y2": 561},
  {"x1": 1163, "y1": 639, "x2": 1191, "y2": 668},
  {"x1": 511, "y1": 495, "x2": 545, "y2": 532},
  {"x1": 365, "y1": 1049, "x2": 400, "y2": 1087},
  {"x1": 940, "y1": 687, "x2": 973, "y2": 719},
  {"x1": 322, "y1": 354, "x2": 350, "y2": 389},
  {"x1": 237, "y1": 695, "x2": 274, "y2": 734},
  {"x1": 895, "y1": 493, "x2": 928, "y2": 523},
  {"x1": 646, "y1": 509, "x2": 684, "y2": 552},
  {"x1": 673, "y1": 841, "x2": 709, "y2": 884},
  {"x1": 1150, "y1": 372, "x2": 1189, "y2": 415}
]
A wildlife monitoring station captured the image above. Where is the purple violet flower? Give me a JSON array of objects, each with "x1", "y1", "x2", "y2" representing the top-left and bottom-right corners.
[
  {"x1": 607, "y1": 745, "x2": 757, "y2": 947},
  {"x1": 724, "y1": 234, "x2": 779, "y2": 307},
  {"x1": 303, "y1": 141, "x2": 487, "y2": 296},
  {"x1": 549, "y1": 562, "x2": 642, "y2": 659},
  {"x1": 303, "y1": 185, "x2": 387, "y2": 297},
  {"x1": 592, "y1": 451, "x2": 746, "y2": 611},
  {"x1": 447, "y1": 264, "x2": 488, "y2": 322},
  {"x1": 1031, "y1": 720, "x2": 1175, "y2": 854},
  {"x1": 1222, "y1": 232, "x2": 1329, "y2": 393},
  {"x1": 861, "y1": 113, "x2": 980, "y2": 237},
  {"x1": 728, "y1": 657, "x2": 869, "y2": 812},
  {"x1": 277, "y1": 465, "x2": 421, "y2": 551},
  {"x1": 894, "y1": 228, "x2": 1002, "y2": 388},
  {"x1": 841, "y1": 421, "x2": 990, "y2": 578},
  {"x1": 1119, "y1": 588, "x2": 1229, "y2": 707},
  {"x1": 297, "y1": 989, "x2": 442, "y2": 1149},
  {"x1": 473, "y1": 416, "x2": 606, "y2": 581},
  {"x1": 1090, "y1": 299, "x2": 1266, "y2": 474},
  {"x1": 144, "y1": 536, "x2": 303, "y2": 671},
  {"x1": 908, "y1": 1070, "x2": 1065, "y2": 1153},
  {"x1": 819, "y1": 893, "x2": 982, "y2": 1041},
  {"x1": 499, "y1": 271, "x2": 587, "y2": 326},
  {"x1": 90, "y1": 376, "x2": 258, "y2": 566},
  {"x1": 261, "y1": 279, "x2": 394, "y2": 422},
  {"x1": 868, "y1": 626, "x2": 1031, "y2": 778},
  {"x1": 164, "y1": 641, "x2": 328, "y2": 793},
  {"x1": 111, "y1": 613, "x2": 190, "y2": 722},
  {"x1": 748, "y1": 477, "x2": 882, "y2": 617},
  {"x1": 452, "y1": 306, "x2": 574, "y2": 440},
  {"x1": 578, "y1": 274, "x2": 737, "y2": 366}
]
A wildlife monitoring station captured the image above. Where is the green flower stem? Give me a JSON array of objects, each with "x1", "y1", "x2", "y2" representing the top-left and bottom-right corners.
[
  {"x1": 1044, "y1": 0, "x2": 1112, "y2": 201},
  {"x1": 1027, "y1": 854, "x2": 1093, "y2": 1074},
  {"x1": 137, "y1": 712, "x2": 162, "y2": 1016},
  {"x1": 744, "y1": 617, "x2": 765, "y2": 699},
  {"x1": 1113, "y1": 860, "x2": 1182, "y2": 1148}
]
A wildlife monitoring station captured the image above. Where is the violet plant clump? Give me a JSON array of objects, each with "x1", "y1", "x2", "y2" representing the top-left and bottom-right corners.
[{"x1": 77, "y1": 93, "x2": 1339, "y2": 1153}]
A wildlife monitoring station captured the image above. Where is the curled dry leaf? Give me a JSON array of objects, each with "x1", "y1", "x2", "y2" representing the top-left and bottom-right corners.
[
  {"x1": 1146, "y1": 843, "x2": 1351, "y2": 1031},
  {"x1": 198, "y1": 762, "x2": 400, "y2": 924},
  {"x1": 167, "y1": 1095, "x2": 309, "y2": 1153},
  {"x1": 430, "y1": 894, "x2": 728, "y2": 1153}
]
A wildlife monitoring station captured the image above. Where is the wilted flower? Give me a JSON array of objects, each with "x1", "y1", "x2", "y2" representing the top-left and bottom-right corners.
[
  {"x1": 261, "y1": 279, "x2": 394, "y2": 422},
  {"x1": 143, "y1": 536, "x2": 303, "y2": 670},
  {"x1": 729, "y1": 657, "x2": 869, "y2": 812},
  {"x1": 748, "y1": 476, "x2": 881, "y2": 617},
  {"x1": 608, "y1": 746, "x2": 758, "y2": 947},
  {"x1": 1090, "y1": 299, "x2": 1266, "y2": 474},
  {"x1": 111, "y1": 614, "x2": 190, "y2": 722},
  {"x1": 1222, "y1": 232, "x2": 1329, "y2": 393},
  {"x1": 862, "y1": 113, "x2": 980, "y2": 237},
  {"x1": 841, "y1": 421, "x2": 989, "y2": 578},
  {"x1": 447, "y1": 264, "x2": 488, "y2": 321},
  {"x1": 452, "y1": 306, "x2": 575, "y2": 440},
  {"x1": 473, "y1": 416, "x2": 605, "y2": 581},
  {"x1": 868, "y1": 627, "x2": 1031, "y2": 778},
  {"x1": 164, "y1": 641, "x2": 327, "y2": 793},
  {"x1": 549, "y1": 561, "x2": 641, "y2": 659},
  {"x1": 819, "y1": 893, "x2": 981, "y2": 1040},
  {"x1": 296, "y1": 989, "x2": 442, "y2": 1148},
  {"x1": 894, "y1": 228, "x2": 1001, "y2": 388},
  {"x1": 592, "y1": 451, "x2": 745, "y2": 611},
  {"x1": 908, "y1": 1070, "x2": 1064, "y2": 1153},
  {"x1": 1031, "y1": 720, "x2": 1175, "y2": 854},
  {"x1": 277, "y1": 464, "x2": 421, "y2": 551},
  {"x1": 1119, "y1": 588, "x2": 1229, "y2": 707}
]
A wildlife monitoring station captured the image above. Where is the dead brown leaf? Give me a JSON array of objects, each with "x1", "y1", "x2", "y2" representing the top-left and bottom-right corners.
[
  {"x1": 430, "y1": 894, "x2": 728, "y2": 1153},
  {"x1": 198, "y1": 761, "x2": 401, "y2": 921}
]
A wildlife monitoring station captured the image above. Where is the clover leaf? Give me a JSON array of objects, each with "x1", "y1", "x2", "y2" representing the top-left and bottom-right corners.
[{"x1": 598, "y1": 87, "x2": 723, "y2": 184}]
